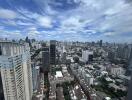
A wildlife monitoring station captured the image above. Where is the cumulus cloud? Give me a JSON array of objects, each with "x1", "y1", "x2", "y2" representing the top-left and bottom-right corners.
[
  {"x1": 0, "y1": 9, "x2": 17, "y2": 19},
  {"x1": 0, "y1": 30, "x2": 22, "y2": 39},
  {"x1": 0, "y1": 0, "x2": 132, "y2": 42},
  {"x1": 37, "y1": 16, "x2": 53, "y2": 28}
]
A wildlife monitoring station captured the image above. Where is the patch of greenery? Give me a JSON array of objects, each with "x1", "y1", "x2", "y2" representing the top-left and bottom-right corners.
[{"x1": 93, "y1": 77, "x2": 127, "y2": 98}]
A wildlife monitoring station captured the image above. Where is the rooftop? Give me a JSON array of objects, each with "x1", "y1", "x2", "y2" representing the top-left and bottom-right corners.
[{"x1": 55, "y1": 71, "x2": 63, "y2": 78}]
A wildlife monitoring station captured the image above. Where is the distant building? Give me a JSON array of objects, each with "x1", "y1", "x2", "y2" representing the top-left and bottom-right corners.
[
  {"x1": 82, "y1": 50, "x2": 93, "y2": 63},
  {"x1": 119, "y1": 75, "x2": 131, "y2": 86},
  {"x1": 50, "y1": 40, "x2": 56, "y2": 65},
  {"x1": 110, "y1": 66, "x2": 125, "y2": 76},
  {"x1": 116, "y1": 44, "x2": 131, "y2": 60},
  {"x1": 123, "y1": 45, "x2": 131, "y2": 60},
  {"x1": 31, "y1": 62, "x2": 40, "y2": 91},
  {"x1": 61, "y1": 52, "x2": 66, "y2": 64},
  {"x1": 0, "y1": 41, "x2": 33, "y2": 100},
  {"x1": 0, "y1": 69, "x2": 4, "y2": 100},
  {"x1": 0, "y1": 45, "x2": 2, "y2": 55},
  {"x1": 103, "y1": 97, "x2": 111, "y2": 100},
  {"x1": 128, "y1": 48, "x2": 132, "y2": 73},
  {"x1": 127, "y1": 74, "x2": 132, "y2": 100},
  {"x1": 79, "y1": 67, "x2": 94, "y2": 85},
  {"x1": 42, "y1": 47, "x2": 50, "y2": 72},
  {"x1": 108, "y1": 50, "x2": 116, "y2": 61},
  {"x1": 99, "y1": 40, "x2": 103, "y2": 47},
  {"x1": 32, "y1": 42, "x2": 41, "y2": 49},
  {"x1": 55, "y1": 71, "x2": 63, "y2": 78}
]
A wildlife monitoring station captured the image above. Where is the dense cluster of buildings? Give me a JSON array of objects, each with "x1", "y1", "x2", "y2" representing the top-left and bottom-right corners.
[{"x1": 0, "y1": 38, "x2": 132, "y2": 100}]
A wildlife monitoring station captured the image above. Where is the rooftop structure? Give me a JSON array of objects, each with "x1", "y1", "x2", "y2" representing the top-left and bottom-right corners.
[{"x1": 55, "y1": 71, "x2": 63, "y2": 78}]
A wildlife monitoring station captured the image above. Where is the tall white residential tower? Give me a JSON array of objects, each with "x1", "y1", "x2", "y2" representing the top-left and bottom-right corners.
[{"x1": 0, "y1": 41, "x2": 33, "y2": 100}]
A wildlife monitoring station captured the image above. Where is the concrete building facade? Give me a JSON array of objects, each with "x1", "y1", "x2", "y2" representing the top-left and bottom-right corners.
[{"x1": 0, "y1": 41, "x2": 33, "y2": 100}]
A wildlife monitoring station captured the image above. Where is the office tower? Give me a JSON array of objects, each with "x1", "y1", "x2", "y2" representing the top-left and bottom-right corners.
[
  {"x1": 50, "y1": 40, "x2": 56, "y2": 65},
  {"x1": 0, "y1": 69, "x2": 4, "y2": 100},
  {"x1": 127, "y1": 74, "x2": 132, "y2": 100},
  {"x1": 82, "y1": 50, "x2": 93, "y2": 63},
  {"x1": 42, "y1": 47, "x2": 50, "y2": 73},
  {"x1": 0, "y1": 41, "x2": 33, "y2": 100},
  {"x1": 123, "y1": 45, "x2": 131, "y2": 60},
  {"x1": 99, "y1": 40, "x2": 103, "y2": 47},
  {"x1": 108, "y1": 50, "x2": 116, "y2": 61},
  {"x1": 128, "y1": 48, "x2": 132, "y2": 73},
  {"x1": 61, "y1": 52, "x2": 66, "y2": 64},
  {"x1": 0, "y1": 45, "x2": 2, "y2": 55},
  {"x1": 31, "y1": 62, "x2": 40, "y2": 91},
  {"x1": 88, "y1": 54, "x2": 93, "y2": 62}
]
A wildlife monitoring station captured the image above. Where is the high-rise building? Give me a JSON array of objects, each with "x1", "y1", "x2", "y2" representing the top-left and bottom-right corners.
[
  {"x1": 42, "y1": 47, "x2": 50, "y2": 72},
  {"x1": 123, "y1": 45, "x2": 131, "y2": 60},
  {"x1": 99, "y1": 40, "x2": 103, "y2": 47},
  {"x1": 0, "y1": 45, "x2": 2, "y2": 55},
  {"x1": 50, "y1": 40, "x2": 56, "y2": 65},
  {"x1": 82, "y1": 50, "x2": 93, "y2": 63},
  {"x1": 128, "y1": 48, "x2": 132, "y2": 74},
  {"x1": 31, "y1": 62, "x2": 40, "y2": 91},
  {"x1": 108, "y1": 50, "x2": 116, "y2": 61},
  {"x1": 0, "y1": 69, "x2": 4, "y2": 100},
  {"x1": 127, "y1": 74, "x2": 132, "y2": 100},
  {"x1": 0, "y1": 41, "x2": 33, "y2": 100}
]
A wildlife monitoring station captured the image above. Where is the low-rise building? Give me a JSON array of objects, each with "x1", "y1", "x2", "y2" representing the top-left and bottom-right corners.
[{"x1": 110, "y1": 66, "x2": 125, "y2": 76}]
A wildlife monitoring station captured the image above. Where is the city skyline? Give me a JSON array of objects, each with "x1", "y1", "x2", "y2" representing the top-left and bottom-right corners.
[
  {"x1": 0, "y1": 0, "x2": 132, "y2": 43},
  {"x1": 0, "y1": 38, "x2": 131, "y2": 100}
]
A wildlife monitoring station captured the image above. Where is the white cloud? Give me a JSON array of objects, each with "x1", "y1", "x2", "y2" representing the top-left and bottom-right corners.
[
  {"x1": 62, "y1": 16, "x2": 80, "y2": 27},
  {"x1": 104, "y1": 32, "x2": 116, "y2": 36},
  {"x1": 99, "y1": 1, "x2": 132, "y2": 35},
  {"x1": 66, "y1": 0, "x2": 132, "y2": 37},
  {"x1": 16, "y1": 20, "x2": 33, "y2": 26},
  {"x1": 16, "y1": 8, "x2": 53, "y2": 28},
  {"x1": 4, "y1": 20, "x2": 17, "y2": 26},
  {"x1": 37, "y1": 16, "x2": 52, "y2": 28},
  {"x1": 46, "y1": 5, "x2": 58, "y2": 15},
  {"x1": 27, "y1": 27, "x2": 40, "y2": 38},
  {"x1": 0, "y1": 8, "x2": 17, "y2": 19},
  {"x1": 0, "y1": 0, "x2": 132, "y2": 42},
  {"x1": 0, "y1": 30, "x2": 22, "y2": 39},
  {"x1": 33, "y1": 0, "x2": 58, "y2": 15}
]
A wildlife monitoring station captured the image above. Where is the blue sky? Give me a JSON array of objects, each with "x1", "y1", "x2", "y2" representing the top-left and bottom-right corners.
[{"x1": 0, "y1": 0, "x2": 132, "y2": 42}]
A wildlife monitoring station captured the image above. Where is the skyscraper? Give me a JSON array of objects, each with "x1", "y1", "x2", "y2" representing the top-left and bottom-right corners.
[
  {"x1": 0, "y1": 41, "x2": 33, "y2": 100},
  {"x1": 99, "y1": 40, "x2": 103, "y2": 47},
  {"x1": 128, "y1": 48, "x2": 132, "y2": 73},
  {"x1": 42, "y1": 47, "x2": 50, "y2": 73},
  {"x1": 127, "y1": 74, "x2": 132, "y2": 100},
  {"x1": 82, "y1": 50, "x2": 93, "y2": 63},
  {"x1": 0, "y1": 69, "x2": 4, "y2": 100},
  {"x1": 0, "y1": 45, "x2": 2, "y2": 55},
  {"x1": 31, "y1": 62, "x2": 40, "y2": 91},
  {"x1": 50, "y1": 40, "x2": 56, "y2": 65}
]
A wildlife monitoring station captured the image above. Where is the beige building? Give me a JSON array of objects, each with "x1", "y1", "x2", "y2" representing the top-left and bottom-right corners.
[{"x1": 0, "y1": 41, "x2": 33, "y2": 100}]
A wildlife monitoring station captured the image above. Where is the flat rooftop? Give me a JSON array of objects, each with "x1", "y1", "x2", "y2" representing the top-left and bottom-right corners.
[{"x1": 55, "y1": 71, "x2": 63, "y2": 78}]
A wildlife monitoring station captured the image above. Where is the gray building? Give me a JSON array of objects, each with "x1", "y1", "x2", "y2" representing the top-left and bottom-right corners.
[
  {"x1": 42, "y1": 47, "x2": 50, "y2": 72},
  {"x1": 128, "y1": 48, "x2": 132, "y2": 72},
  {"x1": 127, "y1": 74, "x2": 132, "y2": 100},
  {"x1": 31, "y1": 62, "x2": 40, "y2": 91},
  {"x1": 0, "y1": 69, "x2": 4, "y2": 100},
  {"x1": 50, "y1": 40, "x2": 56, "y2": 65}
]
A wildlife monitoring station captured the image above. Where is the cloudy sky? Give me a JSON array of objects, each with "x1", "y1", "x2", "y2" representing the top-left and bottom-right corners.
[{"x1": 0, "y1": 0, "x2": 132, "y2": 42}]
